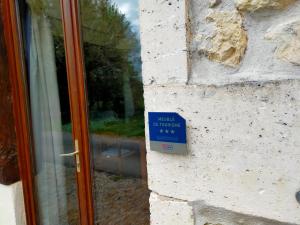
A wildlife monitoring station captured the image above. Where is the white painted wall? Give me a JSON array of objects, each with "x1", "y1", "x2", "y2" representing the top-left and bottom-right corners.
[{"x1": 0, "y1": 182, "x2": 26, "y2": 225}]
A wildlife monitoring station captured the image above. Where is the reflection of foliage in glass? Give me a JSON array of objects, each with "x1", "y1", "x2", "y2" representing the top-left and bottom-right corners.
[
  {"x1": 64, "y1": 116, "x2": 145, "y2": 137},
  {"x1": 54, "y1": 36, "x2": 70, "y2": 124},
  {"x1": 81, "y1": 0, "x2": 143, "y2": 120},
  {"x1": 51, "y1": 0, "x2": 143, "y2": 124}
]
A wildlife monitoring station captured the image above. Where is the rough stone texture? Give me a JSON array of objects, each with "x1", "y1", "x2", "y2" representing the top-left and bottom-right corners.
[
  {"x1": 200, "y1": 10, "x2": 248, "y2": 67},
  {"x1": 193, "y1": 201, "x2": 297, "y2": 225},
  {"x1": 144, "y1": 80, "x2": 300, "y2": 224},
  {"x1": 235, "y1": 0, "x2": 296, "y2": 12},
  {"x1": 141, "y1": 0, "x2": 300, "y2": 225},
  {"x1": 150, "y1": 192, "x2": 194, "y2": 225},
  {"x1": 140, "y1": 0, "x2": 189, "y2": 85},
  {"x1": 190, "y1": 0, "x2": 300, "y2": 85},
  {"x1": 265, "y1": 17, "x2": 300, "y2": 66}
]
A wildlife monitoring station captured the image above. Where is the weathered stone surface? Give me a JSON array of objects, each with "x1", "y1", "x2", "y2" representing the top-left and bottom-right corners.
[
  {"x1": 142, "y1": 0, "x2": 300, "y2": 225},
  {"x1": 193, "y1": 201, "x2": 297, "y2": 225},
  {"x1": 235, "y1": 0, "x2": 295, "y2": 12},
  {"x1": 200, "y1": 11, "x2": 248, "y2": 67},
  {"x1": 265, "y1": 17, "x2": 300, "y2": 66},
  {"x1": 150, "y1": 192, "x2": 194, "y2": 225},
  {"x1": 209, "y1": 0, "x2": 222, "y2": 8},
  {"x1": 145, "y1": 80, "x2": 300, "y2": 224},
  {"x1": 190, "y1": 0, "x2": 300, "y2": 85},
  {"x1": 140, "y1": 0, "x2": 189, "y2": 85}
]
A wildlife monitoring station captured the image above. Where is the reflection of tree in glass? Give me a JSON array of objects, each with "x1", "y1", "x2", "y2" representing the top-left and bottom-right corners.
[
  {"x1": 81, "y1": 0, "x2": 143, "y2": 121},
  {"x1": 54, "y1": 36, "x2": 71, "y2": 124}
]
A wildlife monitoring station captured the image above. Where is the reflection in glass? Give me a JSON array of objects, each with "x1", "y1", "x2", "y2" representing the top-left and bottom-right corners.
[
  {"x1": 79, "y1": 0, "x2": 150, "y2": 224},
  {"x1": 19, "y1": 0, "x2": 80, "y2": 224}
]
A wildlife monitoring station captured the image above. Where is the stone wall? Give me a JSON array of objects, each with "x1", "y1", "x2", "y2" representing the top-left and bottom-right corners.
[{"x1": 140, "y1": 0, "x2": 300, "y2": 224}]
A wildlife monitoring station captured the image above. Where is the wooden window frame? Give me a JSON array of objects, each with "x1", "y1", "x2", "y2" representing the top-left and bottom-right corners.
[
  {"x1": 3, "y1": 0, "x2": 94, "y2": 225},
  {"x1": 61, "y1": 1, "x2": 94, "y2": 224}
]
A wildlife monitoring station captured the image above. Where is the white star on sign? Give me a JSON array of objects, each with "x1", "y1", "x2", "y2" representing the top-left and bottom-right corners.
[
  {"x1": 160, "y1": 129, "x2": 164, "y2": 133},
  {"x1": 171, "y1": 130, "x2": 175, "y2": 134},
  {"x1": 165, "y1": 130, "x2": 169, "y2": 133}
]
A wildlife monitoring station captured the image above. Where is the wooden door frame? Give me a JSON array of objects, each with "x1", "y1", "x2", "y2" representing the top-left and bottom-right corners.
[
  {"x1": 61, "y1": 1, "x2": 94, "y2": 225},
  {"x1": 3, "y1": 0, "x2": 94, "y2": 225},
  {"x1": 3, "y1": 1, "x2": 37, "y2": 225}
]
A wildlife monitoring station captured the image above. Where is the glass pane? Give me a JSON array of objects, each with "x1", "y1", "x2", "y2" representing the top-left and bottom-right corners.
[
  {"x1": 18, "y1": 0, "x2": 80, "y2": 225},
  {"x1": 79, "y1": 0, "x2": 150, "y2": 224}
]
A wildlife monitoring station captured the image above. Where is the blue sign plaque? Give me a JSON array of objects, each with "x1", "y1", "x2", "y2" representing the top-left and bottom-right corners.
[{"x1": 148, "y1": 112, "x2": 187, "y2": 154}]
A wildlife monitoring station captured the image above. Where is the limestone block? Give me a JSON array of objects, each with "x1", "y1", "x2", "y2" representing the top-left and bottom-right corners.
[
  {"x1": 235, "y1": 0, "x2": 295, "y2": 12},
  {"x1": 142, "y1": 51, "x2": 188, "y2": 85},
  {"x1": 144, "y1": 80, "x2": 300, "y2": 224},
  {"x1": 199, "y1": 11, "x2": 248, "y2": 67},
  {"x1": 149, "y1": 192, "x2": 194, "y2": 225},
  {"x1": 140, "y1": 0, "x2": 186, "y2": 32},
  {"x1": 193, "y1": 201, "x2": 296, "y2": 225},
  {"x1": 140, "y1": 0, "x2": 189, "y2": 85},
  {"x1": 140, "y1": 21, "x2": 187, "y2": 63},
  {"x1": 265, "y1": 17, "x2": 300, "y2": 66}
]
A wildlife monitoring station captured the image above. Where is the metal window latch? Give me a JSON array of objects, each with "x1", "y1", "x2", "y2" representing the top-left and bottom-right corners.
[{"x1": 60, "y1": 139, "x2": 81, "y2": 173}]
